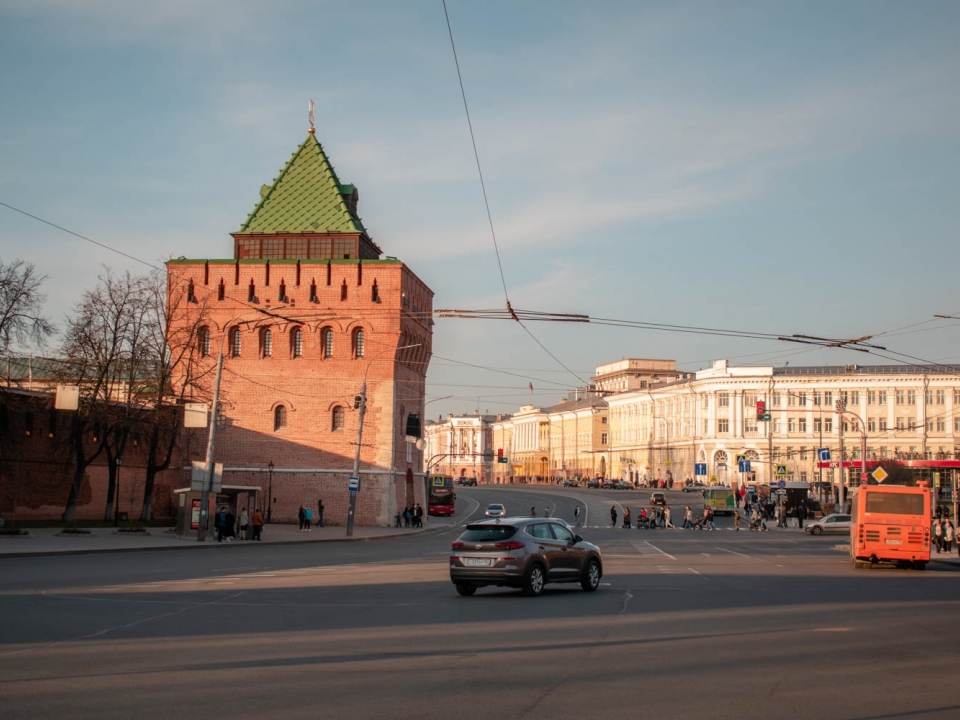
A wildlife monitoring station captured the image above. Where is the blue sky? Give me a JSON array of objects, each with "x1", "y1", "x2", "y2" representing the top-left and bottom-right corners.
[{"x1": 2, "y1": 1, "x2": 959, "y2": 418}]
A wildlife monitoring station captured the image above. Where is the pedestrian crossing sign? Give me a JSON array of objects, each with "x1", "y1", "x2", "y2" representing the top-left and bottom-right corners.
[{"x1": 776, "y1": 465, "x2": 788, "y2": 476}]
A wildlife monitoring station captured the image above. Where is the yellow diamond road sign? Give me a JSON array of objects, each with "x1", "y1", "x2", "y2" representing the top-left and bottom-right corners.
[{"x1": 872, "y1": 466, "x2": 889, "y2": 482}]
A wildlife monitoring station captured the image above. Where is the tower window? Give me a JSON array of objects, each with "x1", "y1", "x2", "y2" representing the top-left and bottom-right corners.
[
  {"x1": 309, "y1": 280, "x2": 318, "y2": 303},
  {"x1": 340, "y1": 279, "x2": 347, "y2": 301},
  {"x1": 230, "y1": 327, "x2": 242, "y2": 357},
  {"x1": 198, "y1": 327, "x2": 211, "y2": 357},
  {"x1": 261, "y1": 328, "x2": 273, "y2": 358},
  {"x1": 371, "y1": 280, "x2": 379, "y2": 303},
  {"x1": 248, "y1": 280, "x2": 256, "y2": 302},
  {"x1": 332, "y1": 406, "x2": 344, "y2": 431},
  {"x1": 274, "y1": 405, "x2": 287, "y2": 431},
  {"x1": 353, "y1": 328, "x2": 365, "y2": 359},
  {"x1": 292, "y1": 328, "x2": 303, "y2": 358},
  {"x1": 322, "y1": 327, "x2": 334, "y2": 358},
  {"x1": 218, "y1": 279, "x2": 225, "y2": 301}
]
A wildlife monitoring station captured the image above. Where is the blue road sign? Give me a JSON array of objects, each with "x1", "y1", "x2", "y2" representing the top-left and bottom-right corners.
[
  {"x1": 695, "y1": 463, "x2": 707, "y2": 476},
  {"x1": 348, "y1": 476, "x2": 361, "y2": 492},
  {"x1": 818, "y1": 448, "x2": 831, "y2": 462},
  {"x1": 778, "y1": 479, "x2": 786, "y2": 489},
  {"x1": 738, "y1": 460, "x2": 751, "y2": 473}
]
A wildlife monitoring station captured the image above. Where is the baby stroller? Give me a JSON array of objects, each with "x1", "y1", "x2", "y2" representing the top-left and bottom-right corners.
[{"x1": 748, "y1": 513, "x2": 768, "y2": 531}]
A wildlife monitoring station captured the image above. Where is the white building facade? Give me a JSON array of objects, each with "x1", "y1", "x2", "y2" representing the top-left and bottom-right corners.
[{"x1": 423, "y1": 414, "x2": 495, "y2": 481}]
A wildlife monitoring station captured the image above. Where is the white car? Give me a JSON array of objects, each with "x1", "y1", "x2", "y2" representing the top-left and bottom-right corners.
[
  {"x1": 484, "y1": 503, "x2": 506, "y2": 518},
  {"x1": 806, "y1": 513, "x2": 851, "y2": 535}
]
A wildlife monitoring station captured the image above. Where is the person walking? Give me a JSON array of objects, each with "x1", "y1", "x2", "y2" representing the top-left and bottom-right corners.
[
  {"x1": 251, "y1": 507, "x2": 263, "y2": 541},
  {"x1": 682, "y1": 506, "x2": 693, "y2": 529},
  {"x1": 933, "y1": 518, "x2": 943, "y2": 553},
  {"x1": 239, "y1": 508, "x2": 249, "y2": 540},
  {"x1": 704, "y1": 507, "x2": 715, "y2": 531},
  {"x1": 531, "y1": 506, "x2": 537, "y2": 517},
  {"x1": 573, "y1": 505, "x2": 581, "y2": 526},
  {"x1": 623, "y1": 507, "x2": 631, "y2": 529},
  {"x1": 415, "y1": 504, "x2": 424, "y2": 528},
  {"x1": 943, "y1": 519, "x2": 955, "y2": 553},
  {"x1": 733, "y1": 509, "x2": 741, "y2": 531},
  {"x1": 304, "y1": 505, "x2": 313, "y2": 531},
  {"x1": 664, "y1": 506, "x2": 674, "y2": 529},
  {"x1": 610, "y1": 505, "x2": 618, "y2": 527},
  {"x1": 544, "y1": 507, "x2": 552, "y2": 518},
  {"x1": 798, "y1": 504, "x2": 805, "y2": 530},
  {"x1": 298, "y1": 505, "x2": 306, "y2": 532},
  {"x1": 215, "y1": 507, "x2": 227, "y2": 542},
  {"x1": 317, "y1": 499, "x2": 325, "y2": 528}
]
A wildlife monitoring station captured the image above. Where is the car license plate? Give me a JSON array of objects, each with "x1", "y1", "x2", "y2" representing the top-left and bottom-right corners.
[
  {"x1": 885, "y1": 539, "x2": 902, "y2": 545},
  {"x1": 465, "y1": 558, "x2": 492, "y2": 567}
]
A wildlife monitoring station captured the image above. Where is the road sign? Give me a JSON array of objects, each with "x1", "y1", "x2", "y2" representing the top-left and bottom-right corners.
[
  {"x1": 776, "y1": 464, "x2": 788, "y2": 476},
  {"x1": 872, "y1": 466, "x2": 889, "y2": 483},
  {"x1": 191, "y1": 461, "x2": 223, "y2": 492},
  {"x1": 709, "y1": 474, "x2": 718, "y2": 483},
  {"x1": 664, "y1": 460, "x2": 672, "y2": 467},
  {"x1": 348, "y1": 476, "x2": 361, "y2": 492},
  {"x1": 431, "y1": 475, "x2": 445, "y2": 487},
  {"x1": 738, "y1": 459, "x2": 751, "y2": 473},
  {"x1": 695, "y1": 463, "x2": 707, "y2": 476},
  {"x1": 777, "y1": 479, "x2": 786, "y2": 489},
  {"x1": 736, "y1": 454, "x2": 747, "y2": 463},
  {"x1": 817, "y1": 448, "x2": 831, "y2": 462}
]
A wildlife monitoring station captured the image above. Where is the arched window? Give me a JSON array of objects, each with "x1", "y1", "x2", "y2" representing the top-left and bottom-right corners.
[
  {"x1": 332, "y1": 406, "x2": 344, "y2": 431},
  {"x1": 274, "y1": 405, "x2": 287, "y2": 431},
  {"x1": 261, "y1": 328, "x2": 273, "y2": 358},
  {"x1": 321, "y1": 327, "x2": 334, "y2": 358},
  {"x1": 292, "y1": 327, "x2": 303, "y2": 358},
  {"x1": 198, "y1": 327, "x2": 211, "y2": 357},
  {"x1": 229, "y1": 327, "x2": 242, "y2": 357},
  {"x1": 353, "y1": 328, "x2": 365, "y2": 359}
]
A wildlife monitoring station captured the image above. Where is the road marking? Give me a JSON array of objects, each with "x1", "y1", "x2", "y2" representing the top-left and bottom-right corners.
[
  {"x1": 688, "y1": 568, "x2": 702, "y2": 576},
  {"x1": 644, "y1": 541, "x2": 676, "y2": 560},
  {"x1": 714, "y1": 546, "x2": 751, "y2": 558}
]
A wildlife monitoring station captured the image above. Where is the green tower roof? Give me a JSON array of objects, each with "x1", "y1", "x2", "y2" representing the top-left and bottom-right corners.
[{"x1": 236, "y1": 133, "x2": 367, "y2": 235}]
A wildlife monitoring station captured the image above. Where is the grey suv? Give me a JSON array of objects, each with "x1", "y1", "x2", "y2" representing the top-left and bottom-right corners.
[{"x1": 449, "y1": 518, "x2": 603, "y2": 597}]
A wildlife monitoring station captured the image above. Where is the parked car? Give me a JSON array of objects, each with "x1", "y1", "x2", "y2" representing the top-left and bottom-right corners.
[
  {"x1": 602, "y1": 479, "x2": 617, "y2": 489},
  {"x1": 806, "y1": 513, "x2": 851, "y2": 535},
  {"x1": 614, "y1": 480, "x2": 632, "y2": 490},
  {"x1": 449, "y1": 518, "x2": 603, "y2": 596},
  {"x1": 562, "y1": 478, "x2": 580, "y2": 487},
  {"x1": 650, "y1": 492, "x2": 667, "y2": 505},
  {"x1": 458, "y1": 477, "x2": 478, "y2": 487},
  {"x1": 682, "y1": 482, "x2": 707, "y2": 493},
  {"x1": 586, "y1": 478, "x2": 600, "y2": 488},
  {"x1": 484, "y1": 503, "x2": 506, "y2": 518}
]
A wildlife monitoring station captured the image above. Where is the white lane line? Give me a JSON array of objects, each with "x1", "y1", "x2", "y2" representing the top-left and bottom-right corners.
[
  {"x1": 644, "y1": 540, "x2": 676, "y2": 560},
  {"x1": 714, "y1": 546, "x2": 751, "y2": 559},
  {"x1": 688, "y1": 568, "x2": 703, "y2": 576}
]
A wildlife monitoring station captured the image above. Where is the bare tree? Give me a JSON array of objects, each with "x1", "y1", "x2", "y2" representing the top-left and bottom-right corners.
[{"x1": 0, "y1": 259, "x2": 54, "y2": 355}]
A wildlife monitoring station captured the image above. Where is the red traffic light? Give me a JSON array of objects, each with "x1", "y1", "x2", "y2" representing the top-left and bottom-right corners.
[{"x1": 756, "y1": 400, "x2": 766, "y2": 420}]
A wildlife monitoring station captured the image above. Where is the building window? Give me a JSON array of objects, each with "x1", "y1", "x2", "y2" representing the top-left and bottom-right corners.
[
  {"x1": 248, "y1": 280, "x2": 256, "y2": 302},
  {"x1": 937, "y1": 418, "x2": 945, "y2": 432},
  {"x1": 813, "y1": 391, "x2": 821, "y2": 406},
  {"x1": 798, "y1": 392, "x2": 806, "y2": 407},
  {"x1": 867, "y1": 391, "x2": 875, "y2": 405},
  {"x1": 718, "y1": 418, "x2": 729, "y2": 433},
  {"x1": 332, "y1": 406, "x2": 344, "y2": 431},
  {"x1": 773, "y1": 420, "x2": 781, "y2": 433},
  {"x1": 261, "y1": 329, "x2": 273, "y2": 357},
  {"x1": 372, "y1": 280, "x2": 380, "y2": 303},
  {"x1": 187, "y1": 279, "x2": 197, "y2": 303},
  {"x1": 353, "y1": 328, "x2": 365, "y2": 359},
  {"x1": 217, "y1": 279, "x2": 225, "y2": 301},
  {"x1": 718, "y1": 393, "x2": 729, "y2": 408},
  {"x1": 798, "y1": 418, "x2": 807, "y2": 432},
  {"x1": 340, "y1": 279, "x2": 348, "y2": 301},
  {"x1": 814, "y1": 418, "x2": 822, "y2": 432},
  {"x1": 824, "y1": 391, "x2": 833, "y2": 406},
  {"x1": 824, "y1": 417, "x2": 833, "y2": 432},
  {"x1": 788, "y1": 419, "x2": 796, "y2": 433},
  {"x1": 291, "y1": 328, "x2": 303, "y2": 357},
  {"x1": 955, "y1": 389, "x2": 960, "y2": 405},
  {"x1": 322, "y1": 327, "x2": 333, "y2": 358},
  {"x1": 229, "y1": 327, "x2": 242, "y2": 357},
  {"x1": 772, "y1": 392, "x2": 781, "y2": 407},
  {"x1": 879, "y1": 419, "x2": 887, "y2": 431},
  {"x1": 878, "y1": 390, "x2": 886, "y2": 405},
  {"x1": 601, "y1": 432, "x2": 608, "y2": 445},
  {"x1": 936, "y1": 389, "x2": 945, "y2": 405},
  {"x1": 788, "y1": 393, "x2": 796, "y2": 407},
  {"x1": 198, "y1": 327, "x2": 211, "y2": 357},
  {"x1": 908, "y1": 390, "x2": 916, "y2": 405},
  {"x1": 278, "y1": 280, "x2": 288, "y2": 303},
  {"x1": 868, "y1": 419, "x2": 876, "y2": 432},
  {"x1": 850, "y1": 391, "x2": 859, "y2": 405},
  {"x1": 896, "y1": 417, "x2": 906, "y2": 431},
  {"x1": 310, "y1": 280, "x2": 318, "y2": 303},
  {"x1": 800, "y1": 447, "x2": 808, "y2": 461},
  {"x1": 896, "y1": 390, "x2": 904, "y2": 405},
  {"x1": 702, "y1": 419, "x2": 708, "y2": 434},
  {"x1": 955, "y1": 418, "x2": 960, "y2": 432},
  {"x1": 274, "y1": 405, "x2": 287, "y2": 431}
]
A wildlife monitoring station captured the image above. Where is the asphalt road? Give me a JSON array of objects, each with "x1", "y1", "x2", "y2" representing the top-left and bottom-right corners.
[{"x1": 2, "y1": 486, "x2": 959, "y2": 720}]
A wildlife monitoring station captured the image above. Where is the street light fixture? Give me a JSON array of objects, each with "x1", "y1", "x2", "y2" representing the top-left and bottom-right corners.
[
  {"x1": 348, "y1": 343, "x2": 421, "y2": 537},
  {"x1": 267, "y1": 460, "x2": 274, "y2": 523}
]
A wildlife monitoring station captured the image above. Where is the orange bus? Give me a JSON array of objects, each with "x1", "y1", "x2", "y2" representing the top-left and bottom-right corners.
[{"x1": 850, "y1": 484, "x2": 931, "y2": 570}]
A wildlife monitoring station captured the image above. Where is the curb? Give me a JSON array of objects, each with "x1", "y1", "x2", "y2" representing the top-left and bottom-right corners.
[{"x1": 0, "y1": 523, "x2": 451, "y2": 559}]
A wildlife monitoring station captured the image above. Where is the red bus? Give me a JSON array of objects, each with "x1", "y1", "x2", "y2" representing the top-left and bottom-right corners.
[
  {"x1": 428, "y1": 475, "x2": 456, "y2": 517},
  {"x1": 850, "y1": 484, "x2": 931, "y2": 570}
]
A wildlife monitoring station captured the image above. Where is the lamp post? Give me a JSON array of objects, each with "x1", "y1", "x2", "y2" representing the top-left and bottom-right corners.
[
  {"x1": 836, "y1": 403, "x2": 868, "y2": 511},
  {"x1": 348, "y1": 343, "x2": 420, "y2": 537},
  {"x1": 114, "y1": 456, "x2": 122, "y2": 526},
  {"x1": 267, "y1": 460, "x2": 274, "y2": 523},
  {"x1": 198, "y1": 307, "x2": 284, "y2": 542}
]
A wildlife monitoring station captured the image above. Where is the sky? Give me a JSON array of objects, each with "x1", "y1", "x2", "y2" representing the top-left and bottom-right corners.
[{"x1": 2, "y1": 0, "x2": 960, "y2": 420}]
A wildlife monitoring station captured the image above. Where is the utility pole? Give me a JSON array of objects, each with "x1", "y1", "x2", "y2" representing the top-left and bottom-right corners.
[
  {"x1": 198, "y1": 352, "x2": 223, "y2": 542},
  {"x1": 837, "y1": 398, "x2": 846, "y2": 510}
]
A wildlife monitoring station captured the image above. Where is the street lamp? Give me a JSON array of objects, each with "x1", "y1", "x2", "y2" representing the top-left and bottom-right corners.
[
  {"x1": 267, "y1": 460, "x2": 274, "y2": 523},
  {"x1": 348, "y1": 343, "x2": 421, "y2": 537},
  {"x1": 836, "y1": 402, "x2": 868, "y2": 511},
  {"x1": 197, "y1": 306, "x2": 285, "y2": 542}
]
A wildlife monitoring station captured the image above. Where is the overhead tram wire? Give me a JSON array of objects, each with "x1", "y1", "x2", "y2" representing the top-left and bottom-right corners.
[
  {"x1": 0, "y1": 199, "x2": 161, "y2": 271},
  {"x1": 440, "y1": 0, "x2": 588, "y2": 388}
]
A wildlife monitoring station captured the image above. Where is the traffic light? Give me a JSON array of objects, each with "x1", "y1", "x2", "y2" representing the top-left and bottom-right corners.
[
  {"x1": 756, "y1": 400, "x2": 765, "y2": 421},
  {"x1": 497, "y1": 448, "x2": 504, "y2": 463}
]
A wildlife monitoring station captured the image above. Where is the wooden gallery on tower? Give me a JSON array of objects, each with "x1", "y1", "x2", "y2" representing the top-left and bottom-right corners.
[{"x1": 167, "y1": 127, "x2": 433, "y2": 527}]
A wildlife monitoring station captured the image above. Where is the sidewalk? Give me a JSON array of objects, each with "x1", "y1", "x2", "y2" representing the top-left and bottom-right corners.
[{"x1": 0, "y1": 520, "x2": 455, "y2": 558}]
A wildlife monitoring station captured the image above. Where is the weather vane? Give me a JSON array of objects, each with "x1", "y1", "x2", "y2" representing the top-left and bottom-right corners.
[{"x1": 308, "y1": 99, "x2": 315, "y2": 134}]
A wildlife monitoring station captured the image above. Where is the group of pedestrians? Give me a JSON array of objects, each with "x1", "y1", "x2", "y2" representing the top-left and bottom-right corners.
[
  {"x1": 214, "y1": 506, "x2": 264, "y2": 541},
  {"x1": 396, "y1": 504, "x2": 424, "y2": 528},
  {"x1": 933, "y1": 517, "x2": 955, "y2": 554},
  {"x1": 612, "y1": 505, "x2": 688, "y2": 529}
]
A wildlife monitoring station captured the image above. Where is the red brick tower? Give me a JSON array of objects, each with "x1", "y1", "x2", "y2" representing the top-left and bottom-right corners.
[{"x1": 167, "y1": 129, "x2": 433, "y2": 526}]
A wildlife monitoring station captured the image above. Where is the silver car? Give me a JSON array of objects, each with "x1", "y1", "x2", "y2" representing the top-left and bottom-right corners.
[
  {"x1": 806, "y1": 513, "x2": 851, "y2": 535},
  {"x1": 450, "y1": 518, "x2": 603, "y2": 597},
  {"x1": 484, "y1": 503, "x2": 506, "y2": 518}
]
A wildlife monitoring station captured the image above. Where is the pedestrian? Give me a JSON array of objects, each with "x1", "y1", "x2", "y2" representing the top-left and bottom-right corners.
[
  {"x1": 704, "y1": 507, "x2": 715, "y2": 531},
  {"x1": 733, "y1": 509, "x2": 741, "y2": 531},
  {"x1": 304, "y1": 505, "x2": 313, "y2": 531},
  {"x1": 610, "y1": 505, "x2": 618, "y2": 527},
  {"x1": 943, "y1": 520, "x2": 955, "y2": 553},
  {"x1": 415, "y1": 504, "x2": 424, "y2": 528},
  {"x1": 574, "y1": 505, "x2": 581, "y2": 526},
  {"x1": 623, "y1": 507, "x2": 631, "y2": 528},
  {"x1": 317, "y1": 499, "x2": 325, "y2": 527},
  {"x1": 664, "y1": 506, "x2": 674, "y2": 529},
  {"x1": 531, "y1": 506, "x2": 537, "y2": 517},
  {"x1": 403, "y1": 506, "x2": 411, "y2": 527},
  {"x1": 298, "y1": 505, "x2": 306, "y2": 531},
  {"x1": 798, "y1": 504, "x2": 806, "y2": 530},
  {"x1": 214, "y1": 506, "x2": 224, "y2": 542},
  {"x1": 395, "y1": 511, "x2": 402, "y2": 528},
  {"x1": 239, "y1": 508, "x2": 249, "y2": 540},
  {"x1": 544, "y1": 507, "x2": 552, "y2": 518},
  {"x1": 933, "y1": 518, "x2": 943, "y2": 553},
  {"x1": 251, "y1": 507, "x2": 263, "y2": 541},
  {"x1": 682, "y1": 506, "x2": 693, "y2": 529}
]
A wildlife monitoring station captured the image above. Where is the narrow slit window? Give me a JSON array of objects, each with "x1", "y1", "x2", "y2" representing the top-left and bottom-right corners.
[
  {"x1": 274, "y1": 405, "x2": 287, "y2": 431},
  {"x1": 292, "y1": 328, "x2": 303, "y2": 358}
]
